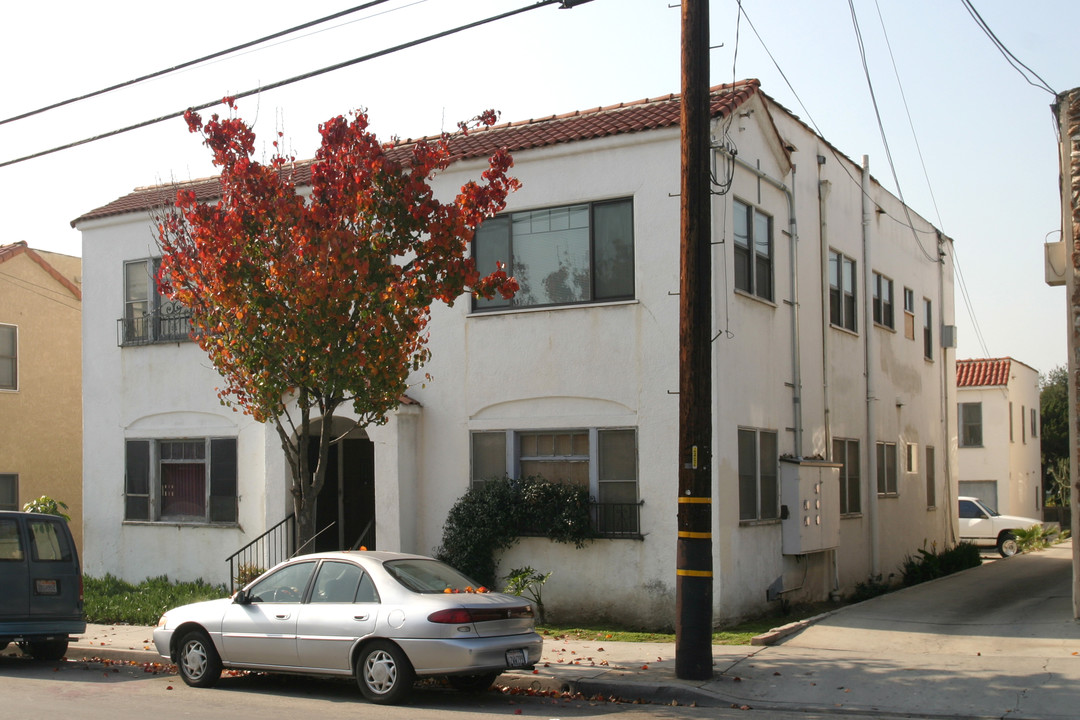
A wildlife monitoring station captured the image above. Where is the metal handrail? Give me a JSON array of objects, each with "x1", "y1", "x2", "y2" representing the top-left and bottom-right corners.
[{"x1": 225, "y1": 513, "x2": 295, "y2": 593}]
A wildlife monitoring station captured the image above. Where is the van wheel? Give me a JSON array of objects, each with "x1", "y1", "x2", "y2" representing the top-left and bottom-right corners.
[
  {"x1": 21, "y1": 639, "x2": 68, "y2": 661},
  {"x1": 997, "y1": 532, "x2": 1018, "y2": 558},
  {"x1": 176, "y1": 629, "x2": 222, "y2": 688}
]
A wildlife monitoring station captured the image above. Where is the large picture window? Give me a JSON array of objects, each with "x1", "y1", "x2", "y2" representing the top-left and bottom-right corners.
[
  {"x1": 124, "y1": 438, "x2": 237, "y2": 524},
  {"x1": 0, "y1": 324, "x2": 16, "y2": 390},
  {"x1": 470, "y1": 428, "x2": 639, "y2": 536},
  {"x1": 739, "y1": 428, "x2": 778, "y2": 521},
  {"x1": 472, "y1": 199, "x2": 634, "y2": 311},
  {"x1": 122, "y1": 259, "x2": 192, "y2": 345},
  {"x1": 734, "y1": 200, "x2": 773, "y2": 301},
  {"x1": 829, "y1": 251, "x2": 857, "y2": 331}
]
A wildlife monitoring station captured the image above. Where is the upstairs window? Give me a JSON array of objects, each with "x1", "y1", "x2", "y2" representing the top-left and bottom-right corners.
[
  {"x1": 122, "y1": 259, "x2": 192, "y2": 345},
  {"x1": 0, "y1": 324, "x2": 16, "y2": 390},
  {"x1": 832, "y1": 438, "x2": 861, "y2": 515},
  {"x1": 903, "y1": 287, "x2": 915, "y2": 340},
  {"x1": 959, "y1": 402, "x2": 983, "y2": 447},
  {"x1": 472, "y1": 199, "x2": 634, "y2": 311},
  {"x1": 872, "y1": 272, "x2": 894, "y2": 329},
  {"x1": 923, "y1": 298, "x2": 933, "y2": 360},
  {"x1": 876, "y1": 441, "x2": 898, "y2": 496},
  {"x1": 734, "y1": 200, "x2": 773, "y2": 301},
  {"x1": 829, "y1": 251, "x2": 857, "y2": 331}
]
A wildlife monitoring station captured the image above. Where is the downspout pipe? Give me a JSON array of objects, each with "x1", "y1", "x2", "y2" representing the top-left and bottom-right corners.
[
  {"x1": 719, "y1": 150, "x2": 803, "y2": 456},
  {"x1": 862, "y1": 156, "x2": 881, "y2": 578},
  {"x1": 819, "y1": 176, "x2": 839, "y2": 595}
]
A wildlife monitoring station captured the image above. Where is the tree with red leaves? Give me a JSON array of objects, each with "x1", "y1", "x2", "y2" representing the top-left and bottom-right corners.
[{"x1": 157, "y1": 100, "x2": 518, "y2": 548}]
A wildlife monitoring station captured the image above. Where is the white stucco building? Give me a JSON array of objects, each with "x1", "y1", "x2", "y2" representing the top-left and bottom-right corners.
[
  {"x1": 956, "y1": 357, "x2": 1042, "y2": 519},
  {"x1": 74, "y1": 80, "x2": 958, "y2": 626}
]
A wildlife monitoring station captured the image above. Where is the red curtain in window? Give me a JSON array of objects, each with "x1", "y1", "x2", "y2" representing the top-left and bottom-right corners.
[{"x1": 161, "y1": 463, "x2": 205, "y2": 517}]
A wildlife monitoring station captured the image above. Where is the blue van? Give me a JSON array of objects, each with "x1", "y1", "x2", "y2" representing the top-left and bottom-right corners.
[{"x1": 0, "y1": 511, "x2": 85, "y2": 660}]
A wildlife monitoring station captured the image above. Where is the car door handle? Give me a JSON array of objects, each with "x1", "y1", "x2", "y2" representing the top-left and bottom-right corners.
[
  {"x1": 275, "y1": 613, "x2": 291, "y2": 620},
  {"x1": 353, "y1": 615, "x2": 369, "y2": 621}
]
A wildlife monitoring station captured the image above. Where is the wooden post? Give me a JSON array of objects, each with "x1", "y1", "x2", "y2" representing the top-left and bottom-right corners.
[{"x1": 675, "y1": 0, "x2": 714, "y2": 680}]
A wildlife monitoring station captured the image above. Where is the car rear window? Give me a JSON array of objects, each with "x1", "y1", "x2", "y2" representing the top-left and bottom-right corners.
[
  {"x1": 28, "y1": 519, "x2": 72, "y2": 562},
  {"x1": 383, "y1": 559, "x2": 481, "y2": 594}
]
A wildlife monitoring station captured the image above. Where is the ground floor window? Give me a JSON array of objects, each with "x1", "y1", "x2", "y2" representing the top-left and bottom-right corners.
[
  {"x1": 0, "y1": 473, "x2": 17, "y2": 511},
  {"x1": 832, "y1": 438, "x2": 860, "y2": 515},
  {"x1": 876, "y1": 441, "x2": 898, "y2": 496},
  {"x1": 739, "y1": 427, "x2": 778, "y2": 521},
  {"x1": 124, "y1": 438, "x2": 237, "y2": 523},
  {"x1": 470, "y1": 428, "x2": 639, "y2": 536},
  {"x1": 925, "y1": 446, "x2": 936, "y2": 508}
]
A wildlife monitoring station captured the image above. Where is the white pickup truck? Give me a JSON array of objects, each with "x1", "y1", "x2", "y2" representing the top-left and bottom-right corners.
[{"x1": 958, "y1": 496, "x2": 1042, "y2": 557}]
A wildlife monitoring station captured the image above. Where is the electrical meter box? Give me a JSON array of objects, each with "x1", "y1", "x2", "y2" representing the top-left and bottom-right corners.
[{"x1": 779, "y1": 457, "x2": 841, "y2": 555}]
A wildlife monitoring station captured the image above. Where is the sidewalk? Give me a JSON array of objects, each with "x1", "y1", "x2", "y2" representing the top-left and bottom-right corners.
[{"x1": 65, "y1": 542, "x2": 1080, "y2": 717}]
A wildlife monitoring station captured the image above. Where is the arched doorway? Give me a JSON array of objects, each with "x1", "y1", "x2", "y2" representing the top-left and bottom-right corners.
[{"x1": 306, "y1": 423, "x2": 376, "y2": 553}]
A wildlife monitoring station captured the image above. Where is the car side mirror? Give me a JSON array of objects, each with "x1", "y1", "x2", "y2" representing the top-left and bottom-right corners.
[{"x1": 234, "y1": 588, "x2": 251, "y2": 605}]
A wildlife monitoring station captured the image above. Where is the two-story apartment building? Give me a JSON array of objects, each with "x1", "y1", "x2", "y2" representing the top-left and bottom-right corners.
[
  {"x1": 0, "y1": 242, "x2": 83, "y2": 553},
  {"x1": 956, "y1": 357, "x2": 1042, "y2": 519},
  {"x1": 73, "y1": 80, "x2": 957, "y2": 626}
]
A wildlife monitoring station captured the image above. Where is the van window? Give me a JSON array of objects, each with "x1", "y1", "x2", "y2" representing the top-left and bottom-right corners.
[
  {"x1": 0, "y1": 518, "x2": 23, "y2": 561},
  {"x1": 28, "y1": 519, "x2": 72, "y2": 562}
]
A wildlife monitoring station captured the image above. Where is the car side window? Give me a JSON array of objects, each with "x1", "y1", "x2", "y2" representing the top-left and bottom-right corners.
[
  {"x1": 958, "y1": 500, "x2": 982, "y2": 519},
  {"x1": 311, "y1": 561, "x2": 363, "y2": 603},
  {"x1": 247, "y1": 561, "x2": 316, "y2": 603},
  {"x1": 0, "y1": 519, "x2": 24, "y2": 561},
  {"x1": 356, "y1": 572, "x2": 379, "y2": 604}
]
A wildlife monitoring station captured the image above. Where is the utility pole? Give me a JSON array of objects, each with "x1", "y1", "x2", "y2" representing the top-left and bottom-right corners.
[
  {"x1": 675, "y1": 0, "x2": 713, "y2": 680},
  {"x1": 1056, "y1": 87, "x2": 1080, "y2": 619}
]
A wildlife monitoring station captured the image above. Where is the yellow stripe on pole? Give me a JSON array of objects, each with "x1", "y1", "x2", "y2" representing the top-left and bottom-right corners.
[
  {"x1": 676, "y1": 569, "x2": 713, "y2": 578},
  {"x1": 677, "y1": 496, "x2": 711, "y2": 504},
  {"x1": 678, "y1": 531, "x2": 711, "y2": 539}
]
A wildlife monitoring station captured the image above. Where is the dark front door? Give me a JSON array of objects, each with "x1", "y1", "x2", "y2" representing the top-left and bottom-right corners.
[{"x1": 311, "y1": 437, "x2": 376, "y2": 553}]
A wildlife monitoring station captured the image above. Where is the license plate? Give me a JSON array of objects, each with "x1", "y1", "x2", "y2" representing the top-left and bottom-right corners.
[
  {"x1": 505, "y1": 648, "x2": 527, "y2": 667},
  {"x1": 35, "y1": 579, "x2": 58, "y2": 595}
]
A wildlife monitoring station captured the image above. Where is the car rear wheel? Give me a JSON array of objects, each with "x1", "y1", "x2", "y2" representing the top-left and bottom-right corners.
[
  {"x1": 356, "y1": 640, "x2": 415, "y2": 705},
  {"x1": 997, "y1": 532, "x2": 1018, "y2": 558},
  {"x1": 19, "y1": 639, "x2": 68, "y2": 661},
  {"x1": 448, "y1": 672, "x2": 500, "y2": 693},
  {"x1": 176, "y1": 629, "x2": 222, "y2": 688}
]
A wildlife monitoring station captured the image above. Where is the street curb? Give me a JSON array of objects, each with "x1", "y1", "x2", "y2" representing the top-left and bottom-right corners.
[{"x1": 498, "y1": 670, "x2": 730, "y2": 707}]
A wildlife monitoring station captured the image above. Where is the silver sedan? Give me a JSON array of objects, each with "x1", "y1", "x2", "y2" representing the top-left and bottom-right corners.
[{"x1": 153, "y1": 551, "x2": 542, "y2": 704}]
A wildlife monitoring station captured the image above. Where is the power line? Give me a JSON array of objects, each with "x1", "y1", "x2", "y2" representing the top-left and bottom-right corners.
[
  {"x1": 846, "y1": 0, "x2": 939, "y2": 264},
  {"x1": 0, "y1": 0, "x2": 582, "y2": 170},
  {"x1": 0, "y1": 0, "x2": 397, "y2": 128},
  {"x1": 961, "y1": 0, "x2": 1055, "y2": 96}
]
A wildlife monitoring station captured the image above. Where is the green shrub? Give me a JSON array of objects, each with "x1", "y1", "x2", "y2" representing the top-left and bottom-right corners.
[
  {"x1": 22, "y1": 495, "x2": 71, "y2": 522},
  {"x1": 900, "y1": 541, "x2": 981, "y2": 587},
  {"x1": 434, "y1": 476, "x2": 592, "y2": 587},
  {"x1": 850, "y1": 578, "x2": 890, "y2": 602},
  {"x1": 1014, "y1": 524, "x2": 1068, "y2": 552},
  {"x1": 504, "y1": 566, "x2": 552, "y2": 623},
  {"x1": 84, "y1": 574, "x2": 228, "y2": 625}
]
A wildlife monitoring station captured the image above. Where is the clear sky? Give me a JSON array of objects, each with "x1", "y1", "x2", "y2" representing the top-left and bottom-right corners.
[{"x1": 2, "y1": 0, "x2": 1076, "y2": 374}]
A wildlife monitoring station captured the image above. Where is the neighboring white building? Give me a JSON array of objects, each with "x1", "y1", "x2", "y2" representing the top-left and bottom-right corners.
[
  {"x1": 956, "y1": 357, "x2": 1042, "y2": 519},
  {"x1": 74, "y1": 80, "x2": 958, "y2": 626}
]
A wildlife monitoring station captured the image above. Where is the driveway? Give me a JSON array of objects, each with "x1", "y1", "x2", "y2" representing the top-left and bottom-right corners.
[{"x1": 720, "y1": 541, "x2": 1080, "y2": 718}]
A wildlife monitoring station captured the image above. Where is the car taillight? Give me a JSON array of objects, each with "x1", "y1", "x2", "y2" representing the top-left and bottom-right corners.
[
  {"x1": 427, "y1": 606, "x2": 534, "y2": 624},
  {"x1": 428, "y1": 609, "x2": 473, "y2": 624}
]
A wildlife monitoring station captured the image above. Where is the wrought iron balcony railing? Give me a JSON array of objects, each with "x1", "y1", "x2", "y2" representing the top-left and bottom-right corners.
[{"x1": 117, "y1": 306, "x2": 195, "y2": 346}]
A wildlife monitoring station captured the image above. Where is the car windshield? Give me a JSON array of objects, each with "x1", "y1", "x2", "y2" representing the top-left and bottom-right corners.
[
  {"x1": 383, "y1": 558, "x2": 481, "y2": 594},
  {"x1": 981, "y1": 502, "x2": 1000, "y2": 517}
]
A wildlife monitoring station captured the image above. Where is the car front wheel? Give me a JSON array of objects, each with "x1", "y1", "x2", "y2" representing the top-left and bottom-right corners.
[
  {"x1": 356, "y1": 640, "x2": 415, "y2": 705},
  {"x1": 997, "y1": 532, "x2": 1019, "y2": 558},
  {"x1": 176, "y1": 629, "x2": 222, "y2": 688}
]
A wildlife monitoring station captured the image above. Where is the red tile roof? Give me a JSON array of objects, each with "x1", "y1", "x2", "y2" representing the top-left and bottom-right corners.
[
  {"x1": 71, "y1": 80, "x2": 761, "y2": 227},
  {"x1": 0, "y1": 241, "x2": 82, "y2": 301},
  {"x1": 956, "y1": 358, "x2": 1011, "y2": 387}
]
